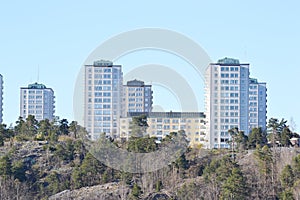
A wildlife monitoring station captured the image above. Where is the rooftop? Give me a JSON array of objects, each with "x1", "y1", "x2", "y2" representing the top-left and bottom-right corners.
[
  {"x1": 250, "y1": 78, "x2": 258, "y2": 84},
  {"x1": 217, "y1": 57, "x2": 240, "y2": 65},
  {"x1": 126, "y1": 79, "x2": 145, "y2": 86},
  {"x1": 125, "y1": 112, "x2": 205, "y2": 118},
  {"x1": 28, "y1": 82, "x2": 47, "y2": 89},
  {"x1": 93, "y1": 60, "x2": 113, "y2": 67}
]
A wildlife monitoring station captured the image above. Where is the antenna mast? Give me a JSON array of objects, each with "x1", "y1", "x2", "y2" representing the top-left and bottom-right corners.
[{"x1": 37, "y1": 65, "x2": 40, "y2": 83}]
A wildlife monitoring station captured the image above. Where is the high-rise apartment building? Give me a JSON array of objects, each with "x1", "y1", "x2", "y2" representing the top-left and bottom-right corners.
[
  {"x1": 205, "y1": 58, "x2": 250, "y2": 148},
  {"x1": 84, "y1": 60, "x2": 123, "y2": 140},
  {"x1": 20, "y1": 82, "x2": 55, "y2": 121},
  {"x1": 0, "y1": 74, "x2": 3, "y2": 124},
  {"x1": 249, "y1": 78, "x2": 267, "y2": 131},
  {"x1": 205, "y1": 58, "x2": 267, "y2": 148},
  {"x1": 123, "y1": 79, "x2": 153, "y2": 115}
]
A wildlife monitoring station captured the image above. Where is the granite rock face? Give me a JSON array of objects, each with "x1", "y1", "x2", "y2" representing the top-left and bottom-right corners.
[{"x1": 49, "y1": 182, "x2": 131, "y2": 200}]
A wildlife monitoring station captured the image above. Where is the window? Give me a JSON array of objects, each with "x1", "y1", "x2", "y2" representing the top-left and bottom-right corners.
[
  {"x1": 103, "y1": 80, "x2": 111, "y2": 85},
  {"x1": 103, "y1": 104, "x2": 111, "y2": 109},
  {"x1": 164, "y1": 119, "x2": 170, "y2": 123},
  {"x1": 103, "y1": 110, "x2": 111, "y2": 115},
  {"x1": 103, "y1": 117, "x2": 111, "y2": 121},
  {"x1": 103, "y1": 86, "x2": 111, "y2": 91},
  {"x1": 103, "y1": 98, "x2": 111, "y2": 103},
  {"x1": 221, "y1": 80, "x2": 229, "y2": 84},
  {"x1": 221, "y1": 67, "x2": 229, "y2": 71},
  {"x1": 172, "y1": 119, "x2": 179, "y2": 123},
  {"x1": 230, "y1": 93, "x2": 239, "y2": 97},
  {"x1": 129, "y1": 98, "x2": 135, "y2": 102},
  {"x1": 221, "y1": 73, "x2": 229, "y2": 78},
  {"x1": 221, "y1": 99, "x2": 229, "y2": 104},
  {"x1": 95, "y1": 86, "x2": 103, "y2": 91},
  {"x1": 103, "y1": 92, "x2": 111, "y2": 97},
  {"x1": 172, "y1": 125, "x2": 178, "y2": 129},
  {"x1": 103, "y1": 74, "x2": 111, "y2": 79},
  {"x1": 94, "y1": 69, "x2": 103, "y2": 74},
  {"x1": 230, "y1": 80, "x2": 238, "y2": 84},
  {"x1": 221, "y1": 86, "x2": 229, "y2": 91},
  {"x1": 94, "y1": 98, "x2": 102, "y2": 103},
  {"x1": 221, "y1": 93, "x2": 229, "y2": 98}
]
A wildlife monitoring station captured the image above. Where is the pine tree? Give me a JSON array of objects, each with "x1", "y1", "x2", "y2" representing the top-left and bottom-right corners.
[
  {"x1": 0, "y1": 155, "x2": 12, "y2": 177},
  {"x1": 281, "y1": 165, "x2": 294, "y2": 189},
  {"x1": 221, "y1": 168, "x2": 248, "y2": 200}
]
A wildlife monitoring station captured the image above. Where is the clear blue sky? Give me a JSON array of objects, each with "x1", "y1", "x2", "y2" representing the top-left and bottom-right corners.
[{"x1": 0, "y1": 1, "x2": 299, "y2": 131}]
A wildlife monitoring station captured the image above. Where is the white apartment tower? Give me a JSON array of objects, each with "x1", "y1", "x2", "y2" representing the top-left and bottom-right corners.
[
  {"x1": 20, "y1": 82, "x2": 55, "y2": 121},
  {"x1": 205, "y1": 58, "x2": 250, "y2": 148},
  {"x1": 123, "y1": 79, "x2": 153, "y2": 115},
  {"x1": 84, "y1": 60, "x2": 123, "y2": 140},
  {"x1": 0, "y1": 74, "x2": 3, "y2": 124},
  {"x1": 249, "y1": 78, "x2": 267, "y2": 131}
]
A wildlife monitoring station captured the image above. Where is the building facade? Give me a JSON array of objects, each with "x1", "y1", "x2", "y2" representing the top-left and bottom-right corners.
[
  {"x1": 249, "y1": 78, "x2": 267, "y2": 131},
  {"x1": 205, "y1": 58, "x2": 267, "y2": 148},
  {"x1": 205, "y1": 58, "x2": 250, "y2": 148},
  {"x1": 123, "y1": 79, "x2": 153, "y2": 114},
  {"x1": 120, "y1": 112, "x2": 208, "y2": 148},
  {"x1": 20, "y1": 82, "x2": 55, "y2": 121},
  {"x1": 84, "y1": 60, "x2": 123, "y2": 140},
  {"x1": 0, "y1": 74, "x2": 3, "y2": 124}
]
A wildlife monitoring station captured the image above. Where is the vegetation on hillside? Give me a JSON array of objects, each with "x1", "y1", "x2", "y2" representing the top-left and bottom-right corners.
[{"x1": 0, "y1": 115, "x2": 299, "y2": 199}]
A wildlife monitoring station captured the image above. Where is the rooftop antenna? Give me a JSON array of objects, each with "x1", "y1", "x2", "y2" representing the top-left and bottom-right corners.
[
  {"x1": 244, "y1": 45, "x2": 248, "y2": 62},
  {"x1": 37, "y1": 65, "x2": 40, "y2": 83}
]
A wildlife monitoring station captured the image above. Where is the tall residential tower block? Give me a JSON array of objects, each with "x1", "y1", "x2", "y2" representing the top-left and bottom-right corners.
[
  {"x1": 84, "y1": 60, "x2": 123, "y2": 140},
  {"x1": 123, "y1": 79, "x2": 153, "y2": 115},
  {"x1": 249, "y1": 78, "x2": 267, "y2": 131},
  {"x1": 205, "y1": 58, "x2": 267, "y2": 148},
  {"x1": 20, "y1": 82, "x2": 55, "y2": 121}
]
